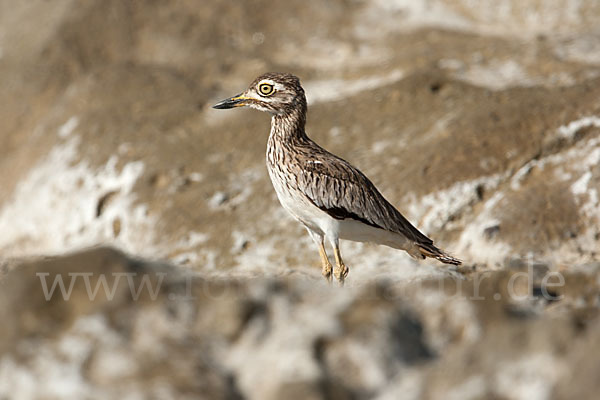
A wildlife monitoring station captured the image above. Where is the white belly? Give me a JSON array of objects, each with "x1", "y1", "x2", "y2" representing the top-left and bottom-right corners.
[
  {"x1": 336, "y1": 218, "x2": 411, "y2": 250},
  {"x1": 268, "y1": 165, "x2": 329, "y2": 233}
]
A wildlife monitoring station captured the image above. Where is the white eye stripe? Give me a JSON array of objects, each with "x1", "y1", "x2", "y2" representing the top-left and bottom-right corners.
[
  {"x1": 258, "y1": 79, "x2": 276, "y2": 86},
  {"x1": 247, "y1": 91, "x2": 264, "y2": 100},
  {"x1": 257, "y1": 80, "x2": 286, "y2": 92},
  {"x1": 247, "y1": 91, "x2": 276, "y2": 102}
]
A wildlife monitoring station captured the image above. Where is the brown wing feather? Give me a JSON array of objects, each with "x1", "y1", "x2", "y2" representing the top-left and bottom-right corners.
[{"x1": 294, "y1": 141, "x2": 433, "y2": 246}]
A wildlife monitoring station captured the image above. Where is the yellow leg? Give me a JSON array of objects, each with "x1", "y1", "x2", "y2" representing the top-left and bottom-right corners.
[
  {"x1": 319, "y1": 242, "x2": 333, "y2": 283},
  {"x1": 333, "y1": 245, "x2": 349, "y2": 284}
]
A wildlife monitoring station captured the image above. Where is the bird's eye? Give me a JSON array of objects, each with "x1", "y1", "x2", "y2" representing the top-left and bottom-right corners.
[{"x1": 258, "y1": 83, "x2": 275, "y2": 96}]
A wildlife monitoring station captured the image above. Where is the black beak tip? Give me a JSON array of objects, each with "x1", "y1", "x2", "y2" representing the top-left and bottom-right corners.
[
  {"x1": 212, "y1": 101, "x2": 231, "y2": 110},
  {"x1": 212, "y1": 94, "x2": 246, "y2": 110}
]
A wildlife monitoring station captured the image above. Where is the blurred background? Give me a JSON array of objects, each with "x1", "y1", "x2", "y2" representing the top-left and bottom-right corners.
[{"x1": 0, "y1": 1, "x2": 599, "y2": 399}]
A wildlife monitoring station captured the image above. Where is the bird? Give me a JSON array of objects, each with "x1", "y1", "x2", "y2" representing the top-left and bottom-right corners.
[{"x1": 213, "y1": 72, "x2": 460, "y2": 284}]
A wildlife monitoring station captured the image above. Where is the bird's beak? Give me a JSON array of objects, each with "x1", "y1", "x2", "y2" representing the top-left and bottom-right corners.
[{"x1": 212, "y1": 93, "x2": 251, "y2": 109}]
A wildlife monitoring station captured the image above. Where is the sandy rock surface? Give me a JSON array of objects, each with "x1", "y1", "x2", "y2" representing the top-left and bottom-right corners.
[
  {"x1": 1, "y1": 248, "x2": 599, "y2": 399},
  {"x1": 0, "y1": 1, "x2": 599, "y2": 399}
]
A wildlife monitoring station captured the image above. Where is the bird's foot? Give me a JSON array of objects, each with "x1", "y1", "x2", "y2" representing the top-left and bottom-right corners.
[
  {"x1": 333, "y1": 263, "x2": 349, "y2": 285},
  {"x1": 322, "y1": 262, "x2": 333, "y2": 283}
]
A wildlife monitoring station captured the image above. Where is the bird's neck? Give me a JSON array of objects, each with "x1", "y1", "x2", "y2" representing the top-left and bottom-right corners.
[{"x1": 268, "y1": 100, "x2": 308, "y2": 145}]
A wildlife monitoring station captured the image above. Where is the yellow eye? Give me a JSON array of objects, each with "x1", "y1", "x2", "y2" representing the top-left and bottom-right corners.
[{"x1": 258, "y1": 83, "x2": 274, "y2": 96}]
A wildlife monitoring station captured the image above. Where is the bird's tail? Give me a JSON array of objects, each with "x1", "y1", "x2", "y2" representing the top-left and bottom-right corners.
[{"x1": 417, "y1": 243, "x2": 461, "y2": 266}]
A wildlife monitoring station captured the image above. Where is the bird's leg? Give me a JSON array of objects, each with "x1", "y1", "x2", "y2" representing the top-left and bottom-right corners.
[
  {"x1": 332, "y1": 243, "x2": 349, "y2": 285},
  {"x1": 318, "y1": 242, "x2": 333, "y2": 283},
  {"x1": 307, "y1": 229, "x2": 332, "y2": 282}
]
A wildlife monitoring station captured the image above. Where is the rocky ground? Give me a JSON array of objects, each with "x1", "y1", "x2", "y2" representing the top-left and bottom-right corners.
[{"x1": 0, "y1": 1, "x2": 599, "y2": 399}]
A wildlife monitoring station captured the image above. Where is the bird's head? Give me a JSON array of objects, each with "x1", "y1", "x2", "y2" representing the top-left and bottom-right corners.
[{"x1": 212, "y1": 72, "x2": 305, "y2": 115}]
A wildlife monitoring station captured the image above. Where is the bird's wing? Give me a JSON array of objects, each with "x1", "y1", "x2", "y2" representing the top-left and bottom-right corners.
[{"x1": 296, "y1": 145, "x2": 433, "y2": 245}]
